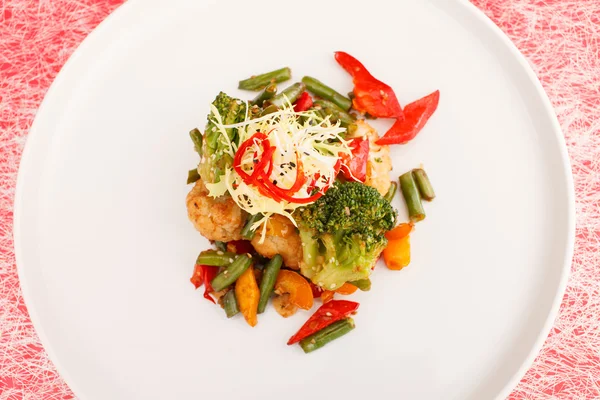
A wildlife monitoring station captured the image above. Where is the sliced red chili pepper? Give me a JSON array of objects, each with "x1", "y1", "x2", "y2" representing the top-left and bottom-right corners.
[
  {"x1": 261, "y1": 177, "x2": 328, "y2": 204},
  {"x1": 334, "y1": 51, "x2": 403, "y2": 119},
  {"x1": 268, "y1": 152, "x2": 307, "y2": 195},
  {"x1": 340, "y1": 137, "x2": 369, "y2": 182},
  {"x1": 376, "y1": 90, "x2": 440, "y2": 145},
  {"x1": 190, "y1": 264, "x2": 220, "y2": 304},
  {"x1": 294, "y1": 91, "x2": 313, "y2": 112},
  {"x1": 250, "y1": 145, "x2": 275, "y2": 180},
  {"x1": 287, "y1": 300, "x2": 360, "y2": 345},
  {"x1": 234, "y1": 132, "x2": 269, "y2": 183},
  {"x1": 286, "y1": 158, "x2": 308, "y2": 194}
]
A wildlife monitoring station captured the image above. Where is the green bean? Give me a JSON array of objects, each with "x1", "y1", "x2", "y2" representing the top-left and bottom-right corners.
[
  {"x1": 344, "y1": 122, "x2": 358, "y2": 137},
  {"x1": 223, "y1": 290, "x2": 239, "y2": 318},
  {"x1": 214, "y1": 241, "x2": 227, "y2": 252},
  {"x1": 238, "y1": 67, "x2": 292, "y2": 91},
  {"x1": 257, "y1": 255, "x2": 283, "y2": 313},
  {"x1": 241, "y1": 213, "x2": 263, "y2": 240},
  {"x1": 196, "y1": 250, "x2": 237, "y2": 267},
  {"x1": 211, "y1": 254, "x2": 253, "y2": 292},
  {"x1": 267, "y1": 82, "x2": 306, "y2": 108},
  {"x1": 251, "y1": 84, "x2": 278, "y2": 106},
  {"x1": 189, "y1": 128, "x2": 203, "y2": 155},
  {"x1": 299, "y1": 318, "x2": 355, "y2": 353},
  {"x1": 260, "y1": 104, "x2": 279, "y2": 117},
  {"x1": 350, "y1": 278, "x2": 371, "y2": 292},
  {"x1": 399, "y1": 171, "x2": 425, "y2": 222},
  {"x1": 187, "y1": 168, "x2": 200, "y2": 184},
  {"x1": 412, "y1": 169, "x2": 436, "y2": 201},
  {"x1": 313, "y1": 99, "x2": 355, "y2": 127},
  {"x1": 302, "y1": 76, "x2": 352, "y2": 111},
  {"x1": 384, "y1": 181, "x2": 397, "y2": 202}
]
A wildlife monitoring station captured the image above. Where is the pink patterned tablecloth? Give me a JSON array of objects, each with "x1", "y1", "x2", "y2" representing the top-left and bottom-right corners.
[{"x1": 1, "y1": 1, "x2": 599, "y2": 398}]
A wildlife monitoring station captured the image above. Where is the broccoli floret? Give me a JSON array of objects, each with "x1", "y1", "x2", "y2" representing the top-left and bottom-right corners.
[
  {"x1": 295, "y1": 181, "x2": 396, "y2": 290},
  {"x1": 198, "y1": 92, "x2": 247, "y2": 185}
]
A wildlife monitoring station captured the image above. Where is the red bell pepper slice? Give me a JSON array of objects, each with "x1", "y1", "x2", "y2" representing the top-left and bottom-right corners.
[
  {"x1": 335, "y1": 51, "x2": 403, "y2": 119},
  {"x1": 190, "y1": 264, "x2": 204, "y2": 289},
  {"x1": 376, "y1": 90, "x2": 440, "y2": 145},
  {"x1": 294, "y1": 91, "x2": 313, "y2": 112},
  {"x1": 190, "y1": 264, "x2": 220, "y2": 304},
  {"x1": 287, "y1": 300, "x2": 360, "y2": 345},
  {"x1": 340, "y1": 137, "x2": 369, "y2": 182}
]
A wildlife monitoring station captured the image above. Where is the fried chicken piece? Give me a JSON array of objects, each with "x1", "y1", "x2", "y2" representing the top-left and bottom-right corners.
[
  {"x1": 350, "y1": 120, "x2": 392, "y2": 196},
  {"x1": 186, "y1": 180, "x2": 245, "y2": 242},
  {"x1": 251, "y1": 214, "x2": 302, "y2": 269}
]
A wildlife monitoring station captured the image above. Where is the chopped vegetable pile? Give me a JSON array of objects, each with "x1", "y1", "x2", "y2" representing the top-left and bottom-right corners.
[{"x1": 185, "y1": 52, "x2": 439, "y2": 353}]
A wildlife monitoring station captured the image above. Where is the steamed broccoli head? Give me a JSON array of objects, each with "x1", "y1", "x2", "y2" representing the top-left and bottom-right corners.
[
  {"x1": 197, "y1": 92, "x2": 247, "y2": 185},
  {"x1": 295, "y1": 181, "x2": 396, "y2": 289}
]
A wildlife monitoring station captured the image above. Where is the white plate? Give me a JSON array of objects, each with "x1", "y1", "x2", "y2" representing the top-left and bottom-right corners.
[{"x1": 14, "y1": 0, "x2": 574, "y2": 399}]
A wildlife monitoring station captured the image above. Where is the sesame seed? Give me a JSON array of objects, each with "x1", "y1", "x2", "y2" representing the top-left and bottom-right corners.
[
  {"x1": 325, "y1": 312, "x2": 332, "y2": 317},
  {"x1": 217, "y1": 251, "x2": 224, "y2": 255},
  {"x1": 224, "y1": 270, "x2": 229, "y2": 275},
  {"x1": 330, "y1": 284, "x2": 336, "y2": 289}
]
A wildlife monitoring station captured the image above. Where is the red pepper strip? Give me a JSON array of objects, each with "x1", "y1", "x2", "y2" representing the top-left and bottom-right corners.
[
  {"x1": 333, "y1": 158, "x2": 343, "y2": 174},
  {"x1": 190, "y1": 264, "x2": 220, "y2": 304},
  {"x1": 376, "y1": 90, "x2": 440, "y2": 145},
  {"x1": 251, "y1": 145, "x2": 275, "y2": 180},
  {"x1": 233, "y1": 132, "x2": 269, "y2": 183},
  {"x1": 334, "y1": 51, "x2": 403, "y2": 119},
  {"x1": 269, "y1": 152, "x2": 307, "y2": 195},
  {"x1": 261, "y1": 177, "x2": 328, "y2": 204},
  {"x1": 190, "y1": 264, "x2": 204, "y2": 289},
  {"x1": 294, "y1": 91, "x2": 313, "y2": 112},
  {"x1": 287, "y1": 300, "x2": 360, "y2": 345},
  {"x1": 258, "y1": 151, "x2": 328, "y2": 204},
  {"x1": 309, "y1": 282, "x2": 324, "y2": 298},
  {"x1": 286, "y1": 158, "x2": 308, "y2": 194},
  {"x1": 340, "y1": 137, "x2": 369, "y2": 182},
  {"x1": 227, "y1": 240, "x2": 255, "y2": 255}
]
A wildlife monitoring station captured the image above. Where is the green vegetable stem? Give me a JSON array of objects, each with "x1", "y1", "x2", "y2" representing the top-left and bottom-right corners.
[
  {"x1": 412, "y1": 168, "x2": 436, "y2": 201},
  {"x1": 223, "y1": 290, "x2": 239, "y2": 318},
  {"x1": 267, "y1": 82, "x2": 306, "y2": 108},
  {"x1": 251, "y1": 84, "x2": 278, "y2": 106},
  {"x1": 238, "y1": 67, "x2": 292, "y2": 91},
  {"x1": 384, "y1": 181, "x2": 397, "y2": 202},
  {"x1": 312, "y1": 99, "x2": 355, "y2": 127},
  {"x1": 196, "y1": 250, "x2": 237, "y2": 267},
  {"x1": 299, "y1": 318, "x2": 355, "y2": 353},
  {"x1": 399, "y1": 171, "x2": 426, "y2": 222},
  {"x1": 302, "y1": 76, "x2": 352, "y2": 111},
  {"x1": 257, "y1": 255, "x2": 283, "y2": 313},
  {"x1": 211, "y1": 254, "x2": 253, "y2": 292}
]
